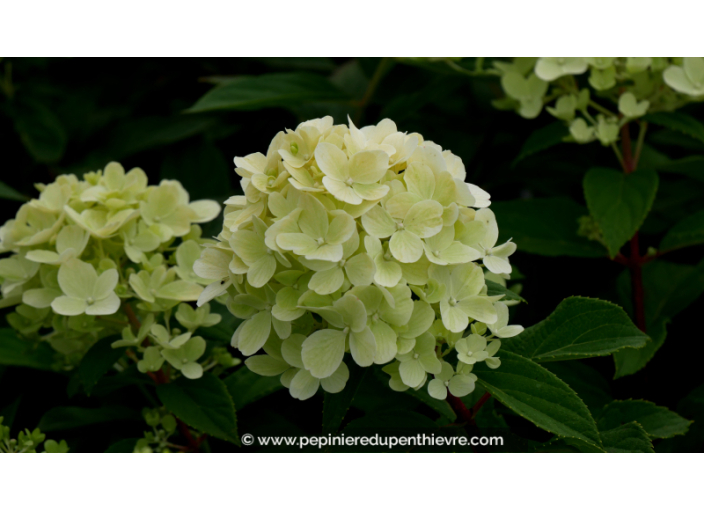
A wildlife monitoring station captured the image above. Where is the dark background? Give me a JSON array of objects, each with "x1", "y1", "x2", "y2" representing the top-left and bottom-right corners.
[{"x1": 1, "y1": 57, "x2": 702, "y2": 452}]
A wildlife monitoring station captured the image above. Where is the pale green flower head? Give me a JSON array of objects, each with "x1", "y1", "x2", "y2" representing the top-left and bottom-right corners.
[
  {"x1": 199, "y1": 117, "x2": 521, "y2": 401},
  {"x1": 1, "y1": 161, "x2": 223, "y2": 379},
  {"x1": 569, "y1": 118, "x2": 596, "y2": 144}
]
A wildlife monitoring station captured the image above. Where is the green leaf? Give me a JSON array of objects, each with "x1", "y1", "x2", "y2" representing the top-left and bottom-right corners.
[
  {"x1": 503, "y1": 297, "x2": 648, "y2": 362},
  {"x1": 485, "y1": 280, "x2": 527, "y2": 303},
  {"x1": 614, "y1": 260, "x2": 704, "y2": 377},
  {"x1": 583, "y1": 167, "x2": 659, "y2": 258},
  {"x1": 597, "y1": 400, "x2": 691, "y2": 439},
  {"x1": 322, "y1": 363, "x2": 366, "y2": 434},
  {"x1": 492, "y1": 198, "x2": 606, "y2": 257},
  {"x1": 660, "y1": 209, "x2": 704, "y2": 252},
  {"x1": 473, "y1": 350, "x2": 603, "y2": 450},
  {"x1": 512, "y1": 122, "x2": 568, "y2": 167},
  {"x1": 0, "y1": 328, "x2": 55, "y2": 371},
  {"x1": 104, "y1": 438, "x2": 139, "y2": 453},
  {"x1": 157, "y1": 372, "x2": 239, "y2": 445},
  {"x1": 599, "y1": 422, "x2": 653, "y2": 453},
  {"x1": 13, "y1": 100, "x2": 67, "y2": 163},
  {"x1": 188, "y1": 73, "x2": 349, "y2": 113},
  {"x1": 545, "y1": 361, "x2": 612, "y2": 412},
  {"x1": 78, "y1": 337, "x2": 125, "y2": 396},
  {"x1": 0, "y1": 181, "x2": 27, "y2": 201},
  {"x1": 644, "y1": 111, "x2": 704, "y2": 144},
  {"x1": 224, "y1": 368, "x2": 283, "y2": 411},
  {"x1": 655, "y1": 156, "x2": 704, "y2": 184},
  {"x1": 38, "y1": 405, "x2": 141, "y2": 432}
]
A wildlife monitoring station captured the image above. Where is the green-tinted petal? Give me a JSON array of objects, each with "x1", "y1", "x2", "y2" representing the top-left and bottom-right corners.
[
  {"x1": 404, "y1": 200, "x2": 443, "y2": 238},
  {"x1": 51, "y1": 296, "x2": 87, "y2": 316},
  {"x1": 289, "y1": 369, "x2": 320, "y2": 400},
  {"x1": 245, "y1": 354, "x2": 290, "y2": 376},
  {"x1": 320, "y1": 362, "x2": 349, "y2": 393},
  {"x1": 93, "y1": 269, "x2": 118, "y2": 300},
  {"x1": 449, "y1": 374, "x2": 476, "y2": 397},
  {"x1": 344, "y1": 253, "x2": 375, "y2": 286},
  {"x1": 58, "y1": 259, "x2": 96, "y2": 299},
  {"x1": 428, "y1": 379, "x2": 448, "y2": 400},
  {"x1": 361, "y1": 205, "x2": 396, "y2": 239},
  {"x1": 399, "y1": 359, "x2": 425, "y2": 387},
  {"x1": 309, "y1": 267, "x2": 345, "y2": 295},
  {"x1": 349, "y1": 326, "x2": 376, "y2": 367},
  {"x1": 237, "y1": 310, "x2": 272, "y2": 356},
  {"x1": 389, "y1": 230, "x2": 423, "y2": 263},
  {"x1": 456, "y1": 296, "x2": 497, "y2": 324},
  {"x1": 325, "y1": 212, "x2": 355, "y2": 245},
  {"x1": 155, "y1": 280, "x2": 203, "y2": 301},
  {"x1": 349, "y1": 149, "x2": 388, "y2": 184},
  {"x1": 301, "y1": 329, "x2": 346, "y2": 379},
  {"x1": 371, "y1": 320, "x2": 397, "y2": 364},
  {"x1": 85, "y1": 293, "x2": 120, "y2": 315}
]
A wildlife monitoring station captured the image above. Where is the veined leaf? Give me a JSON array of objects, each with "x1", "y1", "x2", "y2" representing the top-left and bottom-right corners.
[
  {"x1": 0, "y1": 181, "x2": 27, "y2": 201},
  {"x1": 614, "y1": 260, "x2": 704, "y2": 378},
  {"x1": 492, "y1": 198, "x2": 606, "y2": 258},
  {"x1": 644, "y1": 111, "x2": 704, "y2": 144},
  {"x1": 597, "y1": 400, "x2": 691, "y2": 439},
  {"x1": 157, "y1": 372, "x2": 239, "y2": 445},
  {"x1": 660, "y1": 209, "x2": 704, "y2": 252},
  {"x1": 224, "y1": 367, "x2": 283, "y2": 411},
  {"x1": 473, "y1": 350, "x2": 603, "y2": 450},
  {"x1": 188, "y1": 73, "x2": 349, "y2": 113},
  {"x1": 503, "y1": 297, "x2": 648, "y2": 362},
  {"x1": 485, "y1": 280, "x2": 527, "y2": 303},
  {"x1": 322, "y1": 363, "x2": 366, "y2": 434},
  {"x1": 583, "y1": 167, "x2": 659, "y2": 258},
  {"x1": 545, "y1": 361, "x2": 612, "y2": 412},
  {"x1": 79, "y1": 336, "x2": 125, "y2": 395},
  {"x1": 599, "y1": 421, "x2": 653, "y2": 453}
]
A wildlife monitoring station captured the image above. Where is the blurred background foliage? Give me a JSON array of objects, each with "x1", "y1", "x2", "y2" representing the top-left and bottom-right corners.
[{"x1": 1, "y1": 57, "x2": 703, "y2": 452}]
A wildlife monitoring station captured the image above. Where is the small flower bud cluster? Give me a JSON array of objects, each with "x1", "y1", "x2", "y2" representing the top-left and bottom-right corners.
[
  {"x1": 0, "y1": 416, "x2": 68, "y2": 453},
  {"x1": 494, "y1": 57, "x2": 704, "y2": 146},
  {"x1": 196, "y1": 117, "x2": 524, "y2": 401},
  {"x1": 0, "y1": 163, "x2": 229, "y2": 379}
]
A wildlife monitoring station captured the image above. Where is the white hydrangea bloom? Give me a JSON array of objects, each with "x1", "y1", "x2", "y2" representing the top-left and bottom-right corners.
[{"x1": 200, "y1": 116, "x2": 522, "y2": 401}]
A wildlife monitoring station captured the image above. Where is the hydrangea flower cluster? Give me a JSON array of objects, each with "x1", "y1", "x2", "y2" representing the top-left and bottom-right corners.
[
  {"x1": 0, "y1": 163, "x2": 231, "y2": 378},
  {"x1": 493, "y1": 57, "x2": 704, "y2": 146},
  {"x1": 195, "y1": 117, "x2": 523, "y2": 401}
]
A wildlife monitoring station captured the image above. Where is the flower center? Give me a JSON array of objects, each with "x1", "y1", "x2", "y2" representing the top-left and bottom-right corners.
[
  {"x1": 433, "y1": 250, "x2": 440, "y2": 257},
  {"x1": 316, "y1": 237, "x2": 325, "y2": 245},
  {"x1": 346, "y1": 178, "x2": 354, "y2": 186},
  {"x1": 413, "y1": 353, "x2": 420, "y2": 359},
  {"x1": 396, "y1": 222, "x2": 404, "y2": 230},
  {"x1": 449, "y1": 298, "x2": 457, "y2": 307},
  {"x1": 290, "y1": 143, "x2": 299, "y2": 155},
  {"x1": 86, "y1": 297, "x2": 95, "y2": 305}
]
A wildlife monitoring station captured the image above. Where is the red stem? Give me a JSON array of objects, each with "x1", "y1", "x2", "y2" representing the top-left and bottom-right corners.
[
  {"x1": 447, "y1": 391, "x2": 492, "y2": 426},
  {"x1": 620, "y1": 123, "x2": 647, "y2": 332}
]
